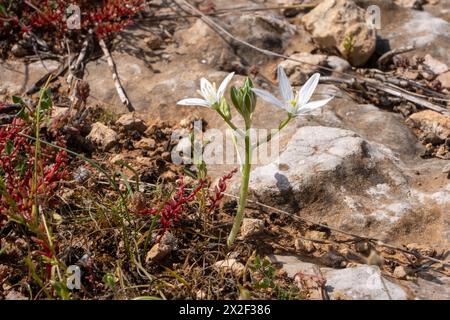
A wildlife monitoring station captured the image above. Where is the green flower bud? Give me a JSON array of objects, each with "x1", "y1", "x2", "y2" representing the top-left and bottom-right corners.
[
  {"x1": 219, "y1": 97, "x2": 231, "y2": 120},
  {"x1": 230, "y1": 86, "x2": 241, "y2": 113}
]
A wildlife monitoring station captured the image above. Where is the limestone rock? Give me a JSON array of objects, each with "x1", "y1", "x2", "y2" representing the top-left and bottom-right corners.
[
  {"x1": 240, "y1": 218, "x2": 265, "y2": 238},
  {"x1": 326, "y1": 55, "x2": 352, "y2": 73},
  {"x1": 145, "y1": 233, "x2": 176, "y2": 263},
  {"x1": 5, "y1": 290, "x2": 28, "y2": 300},
  {"x1": 302, "y1": 0, "x2": 376, "y2": 66},
  {"x1": 406, "y1": 110, "x2": 450, "y2": 140},
  {"x1": 423, "y1": 54, "x2": 449, "y2": 75},
  {"x1": 135, "y1": 138, "x2": 156, "y2": 150},
  {"x1": 322, "y1": 265, "x2": 408, "y2": 300},
  {"x1": 393, "y1": 266, "x2": 413, "y2": 279},
  {"x1": 436, "y1": 72, "x2": 450, "y2": 89},
  {"x1": 86, "y1": 122, "x2": 118, "y2": 151},
  {"x1": 116, "y1": 113, "x2": 148, "y2": 133},
  {"x1": 214, "y1": 259, "x2": 245, "y2": 276}
]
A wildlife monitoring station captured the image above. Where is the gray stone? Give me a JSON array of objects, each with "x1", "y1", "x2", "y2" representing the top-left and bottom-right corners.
[
  {"x1": 400, "y1": 269, "x2": 450, "y2": 300},
  {"x1": 322, "y1": 265, "x2": 408, "y2": 300},
  {"x1": 423, "y1": 54, "x2": 449, "y2": 75},
  {"x1": 377, "y1": 8, "x2": 450, "y2": 65},
  {"x1": 326, "y1": 55, "x2": 352, "y2": 73},
  {"x1": 270, "y1": 254, "x2": 319, "y2": 278}
]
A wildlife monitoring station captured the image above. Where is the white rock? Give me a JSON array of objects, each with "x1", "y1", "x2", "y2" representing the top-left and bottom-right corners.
[
  {"x1": 5, "y1": 290, "x2": 28, "y2": 300},
  {"x1": 270, "y1": 255, "x2": 319, "y2": 278},
  {"x1": 214, "y1": 259, "x2": 245, "y2": 276},
  {"x1": 423, "y1": 54, "x2": 449, "y2": 75},
  {"x1": 326, "y1": 55, "x2": 352, "y2": 72},
  {"x1": 322, "y1": 265, "x2": 408, "y2": 300}
]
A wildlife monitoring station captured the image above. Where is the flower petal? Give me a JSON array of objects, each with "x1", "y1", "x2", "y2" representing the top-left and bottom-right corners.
[
  {"x1": 297, "y1": 73, "x2": 321, "y2": 106},
  {"x1": 252, "y1": 88, "x2": 287, "y2": 111},
  {"x1": 217, "y1": 72, "x2": 235, "y2": 99},
  {"x1": 200, "y1": 78, "x2": 215, "y2": 102},
  {"x1": 177, "y1": 98, "x2": 211, "y2": 107},
  {"x1": 277, "y1": 65, "x2": 293, "y2": 102},
  {"x1": 297, "y1": 97, "x2": 333, "y2": 114}
]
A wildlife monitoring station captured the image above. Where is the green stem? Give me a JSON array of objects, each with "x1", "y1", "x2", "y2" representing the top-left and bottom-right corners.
[
  {"x1": 253, "y1": 114, "x2": 292, "y2": 150},
  {"x1": 217, "y1": 110, "x2": 245, "y2": 137},
  {"x1": 227, "y1": 126, "x2": 251, "y2": 247}
]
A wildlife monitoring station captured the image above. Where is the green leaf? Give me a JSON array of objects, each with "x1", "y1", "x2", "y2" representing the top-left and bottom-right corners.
[
  {"x1": 244, "y1": 77, "x2": 254, "y2": 89},
  {"x1": 17, "y1": 107, "x2": 30, "y2": 121},
  {"x1": 5, "y1": 140, "x2": 14, "y2": 155},
  {"x1": 0, "y1": 5, "x2": 7, "y2": 17},
  {"x1": 15, "y1": 161, "x2": 27, "y2": 177},
  {"x1": 39, "y1": 89, "x2": 53, "y2": 110},
  {"x1": 183, "y1": 167, "x2": 197, "y2": 180},
  {"x1": 103, "y1": 273, "x2": 117, "y2": 288},
  {"x1": 12, "y1": 96, "x2": 24, "y2": 105}
]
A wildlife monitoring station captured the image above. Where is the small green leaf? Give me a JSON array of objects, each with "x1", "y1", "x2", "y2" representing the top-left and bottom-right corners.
[
  {"x1": 39, "y1": 89, "x2": 53, "y2": 110},
  {"x1": 17, "y1": 107, "x2": 30, "y2": 121},
  {"x1": 103, "y1": 273, "x2": 117, "y2": 288},
  {"x1": 5, "y1": 140, "x2": 14, "y2": 155},
  {"x1": 12, "y1": 95, "x2": 24, "y2": 105},
  {"x1": 0, "y1": 5, "x2": 7, "y2": 17}
]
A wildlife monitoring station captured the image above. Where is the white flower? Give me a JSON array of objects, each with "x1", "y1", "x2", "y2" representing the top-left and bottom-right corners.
[
  {"x1": 252, "y1": 66, "x2": 332, "y2": 116},
  {"x1": 177, "y1": 72, "x2": 235, "y2": 108}
]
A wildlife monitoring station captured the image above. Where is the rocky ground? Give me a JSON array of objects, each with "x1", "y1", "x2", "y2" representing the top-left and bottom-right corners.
[{"x1": 0, "y1": 0, "x2": 449, "y2": 300}]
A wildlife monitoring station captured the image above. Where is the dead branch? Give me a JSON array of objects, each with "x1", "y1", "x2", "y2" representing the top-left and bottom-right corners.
[
  {"x1": 321, "y1": 76, "x2": 450, "y2": 115},
  {"x1": 376, "y1": 45, "x2": 415, "y2": 68},
  {"x1": 99, "y1": 38, "x2": 135, "y2": 112},
  {"x1": 365, "y1": 78, "x2": 450, "y2": 115},
  {"x1": 67, "y1": 31, "x2": 93, "y2": 85}
]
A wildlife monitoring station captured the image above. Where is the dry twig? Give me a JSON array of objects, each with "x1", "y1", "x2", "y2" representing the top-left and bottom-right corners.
[{"x1": 99, "y1": 38, "x2": 135, "y2": 112}]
